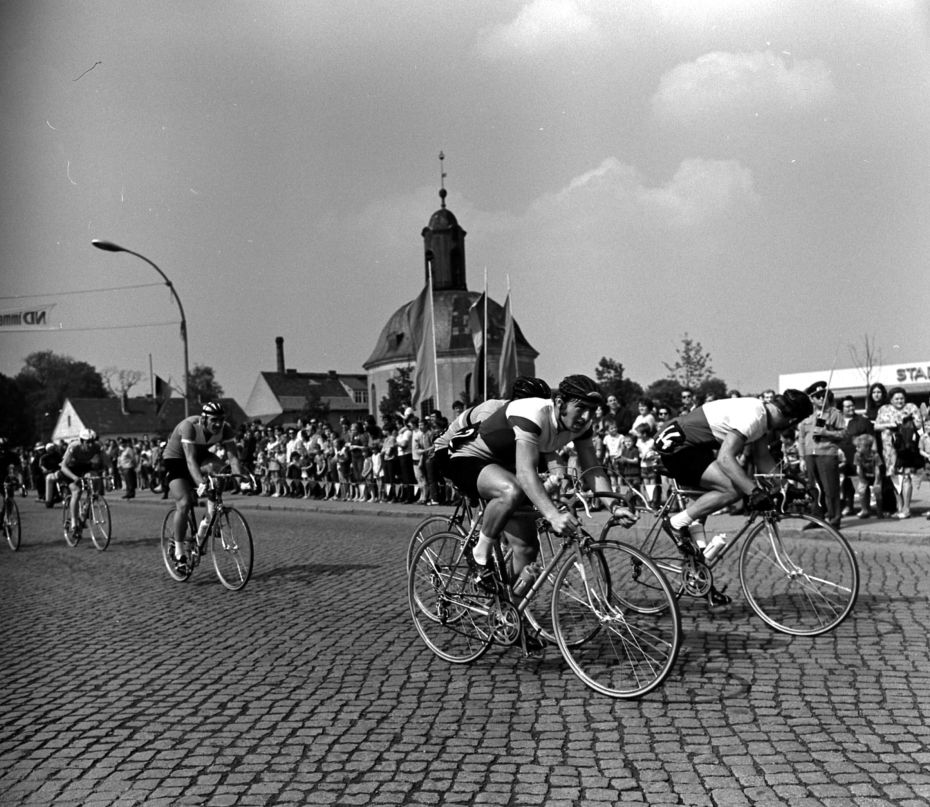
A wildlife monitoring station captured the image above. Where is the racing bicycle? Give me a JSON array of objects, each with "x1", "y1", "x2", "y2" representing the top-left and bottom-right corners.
[
  {"x1": 160, "y1": 473, "x2": 254, "y2": 591},
  {"x1": 62, "y1": 475, "x2": 111, "y2": 551},
  {"x1": 408, "y1": 491, "x2": 681, "y2": 699},
  {"x1": 601, "y1": 471, "x2": 859, "y2": 636}
]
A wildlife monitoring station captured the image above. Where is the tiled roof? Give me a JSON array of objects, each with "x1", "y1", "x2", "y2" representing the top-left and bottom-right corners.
[{"x1": 66, "y1": 397, "x2": 248, "y2": 435}]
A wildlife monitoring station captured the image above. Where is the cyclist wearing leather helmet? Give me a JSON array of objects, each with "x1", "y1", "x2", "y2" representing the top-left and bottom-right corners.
[
  {"x1": 445, "y1": 373, "x2": 636, "y2": 589},
  {"x1": 162, "y1": 401, "x2": 243, "y2": 568},
  {"x1": 654, "y1": 388, "x2": 813, "y2": 559}
]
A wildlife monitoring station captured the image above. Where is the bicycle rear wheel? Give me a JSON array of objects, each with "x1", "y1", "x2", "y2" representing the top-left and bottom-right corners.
[
  {"x1": 88, "y1": 497, "x2": 111, "y2": 551},
  {"x1": 160, "y1": 509, "x2": 192, "y2": 582},
  {"x1": 739, "y1": 514, "x2": 858, "y2": 636},
  {"x1": 211, "y1": 508, "x2": 254, "y2": 591},
  {"x1": 408, "y1": 531, "x2": 494, "y2": 664},
  {"x1": 552, "y1": 541, "x2": 681, "y2": 699},
  {"x1": 4, "y1": 499, "x2": 20, "y2": 550}
]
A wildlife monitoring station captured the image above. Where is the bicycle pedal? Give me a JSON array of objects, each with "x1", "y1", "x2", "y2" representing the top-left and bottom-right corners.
[{"x1": 707, "y1": 586, "x2": 731, "y2": 608}]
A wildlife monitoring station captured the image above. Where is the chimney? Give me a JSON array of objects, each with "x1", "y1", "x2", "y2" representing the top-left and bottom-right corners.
[{"x1": 276, "y1": 336, "x2": 285, "y2": 374}]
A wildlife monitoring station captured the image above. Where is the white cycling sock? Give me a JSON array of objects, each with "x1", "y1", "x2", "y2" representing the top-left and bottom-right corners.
[
  {"x1": 473, "y1": 532, "x2": 494, "y2": 565},
  {"x1": 670, "y1": 511, "x2": 694, "y2": 530}
]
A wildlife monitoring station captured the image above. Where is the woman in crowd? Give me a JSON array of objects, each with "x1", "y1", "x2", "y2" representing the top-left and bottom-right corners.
[{"x1": 874, "y1": 387, "x2": 924, "y2": 519}]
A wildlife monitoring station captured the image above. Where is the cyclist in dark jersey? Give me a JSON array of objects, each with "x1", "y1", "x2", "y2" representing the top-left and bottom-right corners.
[
  {"x1": 445, "y1": 374, "x2": 636, "y2": 586},
  {"x1": 654, "y1": 389, "x2": 813, "y2": 549},
  {"x1": 163, "y1": 401, "x2": 243, "y2": 567},
  {"x1": 60, "y1": 429, "x2": 109, "y2": 542}
]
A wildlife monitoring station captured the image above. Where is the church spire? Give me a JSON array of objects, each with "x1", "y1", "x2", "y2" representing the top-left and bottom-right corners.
[{"x1": 422, "y1": 151, "x2": 467, "y2": 291}]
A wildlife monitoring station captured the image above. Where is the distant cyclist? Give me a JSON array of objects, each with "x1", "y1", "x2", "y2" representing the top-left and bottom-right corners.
[
  {"x1": 444, "y1": 374, "x2": 636, "y2": 588},
  {"x1": 162, "y1": 402, "x2": 243, "y2": 568},
  {"x1": 654, "y1": 389, "x2": 814, "y2": 553},
  {"x1": 60, "y1": 429, "x2": 109, "y2": 542}
]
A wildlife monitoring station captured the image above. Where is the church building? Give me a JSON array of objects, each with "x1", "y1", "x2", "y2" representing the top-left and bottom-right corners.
[{"x1": 364, "y1": 177, "x2": 538, "y2": 416}]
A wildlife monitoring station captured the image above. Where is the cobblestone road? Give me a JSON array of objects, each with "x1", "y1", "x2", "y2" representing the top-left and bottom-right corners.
[{"x1": 1, "y1": 497, "x2": 928, "y2": 806}]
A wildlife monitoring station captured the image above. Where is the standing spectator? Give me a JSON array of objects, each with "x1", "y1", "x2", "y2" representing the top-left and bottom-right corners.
[
  {"x1": 380, "y1": 425, "x2": 398, "y2": 502},
  {"x1": 865, "y1": 382, "x2": 895, "y2": 515},
  {"x1": 839, "y1": 396, "x2": 874, "y2": 515},
  {"x1": 603, "y1": 422, "x2": 624, "y2": 493},
  {"x1": 874, "y1": 387, "x2": 924, "y2": 519},
  {"x1": 636, "y1": 423, "x2": 660, "y2": 508},
  {"x1": 396, "y1": 415, "x2": 416, "y2": 503},
  {"x1": 760, "y1": 389, "x2": 776, "y2": 405},
  {"x1": 616, "y1": 432, "x2": 642, "y2": 506},
  {"x1": 797, "y1": 381, "x2": 845, "y2": 528},
  {"x1": 631, "y1": 399, "x2": 657, "y2": 435},
  {"x1": 679, "y1": 388, "x2": 697, "y2": 414},
  {"x1": 605, "y1": 393, "x2": 634, "y2": 436},
  {"x1": 423, "y1": 411, "x2": 446, "y2": 506},
  {"x1": 117, "y1": 437, "x2": 138, "y2": 500}
]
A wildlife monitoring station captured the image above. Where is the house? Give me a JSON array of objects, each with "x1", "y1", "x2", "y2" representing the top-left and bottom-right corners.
[
  {"x1": 51, "y1": 396, "x2": 248, "y2": 443},
  {"x1": 244, "y1": 338, "x2": 369, "y2": 428}
]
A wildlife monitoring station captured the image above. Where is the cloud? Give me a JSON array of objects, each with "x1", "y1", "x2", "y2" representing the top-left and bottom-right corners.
[
  {"x1": 651, "y1": 50, "x2": 836, "y2": 124},
  {"x1": 476, "y1": 0, "x2": 598, "y2": 59},
  {"x1": 528, "y1": 155, "x2": 759, "y2": 231}
]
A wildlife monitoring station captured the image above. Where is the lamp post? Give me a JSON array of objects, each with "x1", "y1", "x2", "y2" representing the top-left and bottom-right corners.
[{"x1": 91, "y1": 240, "x2": 190, "y2": 417}]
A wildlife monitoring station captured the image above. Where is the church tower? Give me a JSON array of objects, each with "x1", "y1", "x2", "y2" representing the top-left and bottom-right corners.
[{"x1": 422, "y1": 152, "x2": 467, "y2": 291}]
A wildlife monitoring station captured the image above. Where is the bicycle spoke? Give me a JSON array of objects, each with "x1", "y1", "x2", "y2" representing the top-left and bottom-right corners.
[{"x1": 211, "y1": 508, "x2": 253, "y2": 591}]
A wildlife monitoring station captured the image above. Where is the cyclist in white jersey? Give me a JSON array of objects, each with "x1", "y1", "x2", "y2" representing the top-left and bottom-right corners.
[
  {"x1": 445, "y1": 374, "x2": 636, "y2": 586},
  {"x1": 654, "y1": 389, "x2": 813, "y2": 547},
  {"x1": 162, "y1": 401, "x2": 243, "y2": 567},
  {"x1": 60, "y1": 428, "x2": 109, "y2": 542}
]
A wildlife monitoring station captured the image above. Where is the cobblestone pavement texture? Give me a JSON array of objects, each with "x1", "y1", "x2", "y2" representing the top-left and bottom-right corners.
[{"x1": 1, "y1": 490, "x2": 928, "y2": 806}]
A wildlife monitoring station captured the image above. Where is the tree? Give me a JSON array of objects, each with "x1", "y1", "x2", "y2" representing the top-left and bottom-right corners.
[
  {"x1": 644, "y1": 378, "x2": 684, "y2": 413},
  {"x1": 15, "y1": 351, "x2": 107, "y2": 441},
  {"x1": 848, "y1": 334, "x2": 882, "y2": 394},
  {"x1": 594, "y1": 357, "x2": 643, "y2": 409},
  {"x1": 101, "y1": 367, "x2": 144, "y2": 398},
  {"x1": 300, "y1": 387, "x2": 330, "y2": 425},
  {"x1": 187, "y1": 364, "x2": 224, "y2": 403},
  {"x1": 379, "y1": 366, "x2": 413, "y2": 425},
  {"x1": 697, "y1": 377, "x2": 728, "y2": 401},
  {"x1": 0, "y1": 373, "x2": 32, "y2": 444},
  {"x1": 664, "y1": 334, "x2": 714, "y2": 390}
]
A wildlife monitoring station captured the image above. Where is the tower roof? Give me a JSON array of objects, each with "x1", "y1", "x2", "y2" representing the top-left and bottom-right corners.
[{"x1": 363, "y1": 289, "x2": 537, "y2": 369}]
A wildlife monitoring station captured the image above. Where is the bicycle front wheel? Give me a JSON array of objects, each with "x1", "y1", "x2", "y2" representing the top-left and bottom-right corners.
[
  {"x1": 739, "y1": 514, "x2": 859, "y2": 636},
  {"x1": 406, "y1": 514, "x2": 467, "y2": 573},
  {"x1": 552, "y1": 541, "x2": 681, "y2": 699},
  {"x1": 88, "y1": 497, "x2": 111, "y2": 551},
  {"x1": 63, "y1": 500, "x2": 80, "y2": 547},
  {"x1": 408, "y1": 531, "x2": 494, "y2": 664},
  {"x1": 4, "y1": 499, "x2": 21, "y2": 550},
  {"x1": 211, "y1": 508, "x2": 253, "y2": 591},
  {"x1": 161, "y1": 509, "x2": 192, "y2": 582}
]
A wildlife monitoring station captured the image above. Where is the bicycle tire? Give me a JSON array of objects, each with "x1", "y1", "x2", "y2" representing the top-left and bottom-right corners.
[
  {"x1": 211, "y1": 508, "x2": 253, "y2": 591},
  {"x1": 62, "y1": 499, "x2": 80, "y2": 547},
  {"x1": 88, "y1": 497, "x2": 111, "y2": 551},
  {"x1": 406, "y1": 513, "x2": 468, "y2": 574},
  {"x1": 551, "y1": 540, "x2": 681, "y2": 699},
  {"x1": 160, "y1": 508, "x2": 192, "y2": 582},
  {"x1": 3, "y1": 499, "x2": 21, "y2": 550},
  {"x1": 739, "y1": 513, "x2": 859, "y2": 636},
  {"x1": 408, "y1": 531, "x2": 494, "y2": 664}
]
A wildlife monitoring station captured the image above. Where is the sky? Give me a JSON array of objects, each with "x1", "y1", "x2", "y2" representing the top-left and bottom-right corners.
[{"x1": 1, "y1": 0, "x2": 929, "y2": 408}]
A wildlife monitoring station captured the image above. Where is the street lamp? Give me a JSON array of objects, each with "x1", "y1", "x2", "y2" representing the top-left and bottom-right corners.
[{"x1": 91, "y1": 239, "x2": 191, "y2": 417}]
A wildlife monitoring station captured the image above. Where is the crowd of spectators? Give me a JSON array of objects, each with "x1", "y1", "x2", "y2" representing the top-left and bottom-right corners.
[{"x1": 3, "y1": 384, "x2": 929, "y2": 522}]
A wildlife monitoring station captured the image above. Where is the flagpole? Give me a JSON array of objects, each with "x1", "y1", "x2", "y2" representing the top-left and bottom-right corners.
[
  {"x1": 427, "y1": 265, "x2": 439, "y2": 408},
  {"x1": 483, "y1": 267, "x2": 488, "y2": 401}
]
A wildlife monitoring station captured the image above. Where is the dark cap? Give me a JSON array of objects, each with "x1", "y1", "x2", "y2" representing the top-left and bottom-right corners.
[{"x1": 804, "y1": 380, "x2": 828, "y2": 397}]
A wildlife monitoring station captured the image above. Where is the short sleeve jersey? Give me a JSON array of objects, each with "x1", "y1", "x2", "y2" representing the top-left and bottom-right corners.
[
  {"x1": 433, "y1": 399, "x2": 507, "y2": 453},
  {"x1": 449, "y1": 397, "x2": 591, "y2": 469},
  {"x1": 61, "y1": 441, "x2": 105, "y2": 473},
  {"x1": 162, "y1": 415, "x2": 236, "y2": 462},
  {"x1": 673, "y1": 398, "x2": 771, "y2": 448}
]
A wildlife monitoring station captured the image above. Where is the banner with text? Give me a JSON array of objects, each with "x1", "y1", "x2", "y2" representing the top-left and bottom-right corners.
[{"x1": 0, "y1": 305, "x2": 57, "y2": 330}]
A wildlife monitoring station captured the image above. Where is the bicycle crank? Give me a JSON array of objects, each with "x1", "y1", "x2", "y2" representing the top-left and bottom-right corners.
[
  {"x1": 487, "y1": 600, "x2": 521, "y2": 645},
  {"x1": 681, "y1": 559, "x2": 712, "y2": 598}
]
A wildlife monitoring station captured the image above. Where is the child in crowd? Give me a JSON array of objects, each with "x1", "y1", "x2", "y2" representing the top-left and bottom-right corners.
[
  {"x1": 636, "y1": 424, "x2": 660, "y2": 508},
  {"x1": 603, "y1": 423, "x2": 623, "y2": 493},
  {"x1": 853, "y1": 433, "x2": 880, "y2": 518},
  {"x1": 285, "y1": 452, "x2": 303, "y2": 497},
  {"x1": 617, "y1": 432, "x2": 642, "y2": 506}
]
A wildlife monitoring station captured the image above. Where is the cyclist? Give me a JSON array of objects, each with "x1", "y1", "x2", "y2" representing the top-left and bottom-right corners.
[
  {"x1": 444, "y1": 374, "x2": 637, "y2": 588},
  {"x1": 60, "y1": 429, "x2": 109, "y2": 541},
  {"x1": 162, "y1": 401, "x2": 243, "y2": 568},
  {"x1": 654, "y1": 388, "x2": 814, "y2": 553}
]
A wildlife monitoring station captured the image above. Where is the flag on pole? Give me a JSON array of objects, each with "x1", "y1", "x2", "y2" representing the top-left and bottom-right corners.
[
  {"x1": 468, "y1": 291, "x2": 487, "y2": 400},
  {"x1": 154, "y1": 375, "x2": 172, "y2": 403},
  {"x1": 408, "y1": 276, "x2": 438, "y2": 410},
  {"x1": 498, "y1": 289, "x2": 518, "y2": 398}
]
